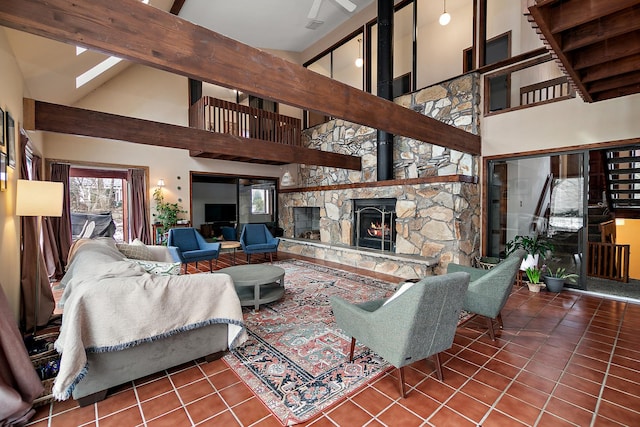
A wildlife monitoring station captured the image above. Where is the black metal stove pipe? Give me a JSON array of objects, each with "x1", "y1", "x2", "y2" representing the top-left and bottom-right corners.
[{"x1": 376, "y1": 0, "x2": 394, "y2": 181}]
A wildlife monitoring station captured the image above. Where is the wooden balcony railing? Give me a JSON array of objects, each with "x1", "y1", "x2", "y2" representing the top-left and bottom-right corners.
[
  {"x1": 520, "y1": 76, "x2": 575, "y2": 106},
  {"x1": 189, "y1": 97, "x2": 302, "y2": 147},
  {"x1": 587, "y1": 242, "x2": 630, "y2": 283}
]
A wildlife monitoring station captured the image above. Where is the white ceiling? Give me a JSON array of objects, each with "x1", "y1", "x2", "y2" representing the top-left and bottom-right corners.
[{"x1": 5, "y1": 0, "x2": 373, "y2": 106}]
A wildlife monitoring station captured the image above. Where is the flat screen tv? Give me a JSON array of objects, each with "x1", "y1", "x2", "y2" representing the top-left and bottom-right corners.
[{"x1": 204, "y1": 204, "x2": 236, "y2": 223}]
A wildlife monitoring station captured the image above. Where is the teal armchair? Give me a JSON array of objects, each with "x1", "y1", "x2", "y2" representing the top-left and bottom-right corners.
[
  {"x1": 330, "y1": 272, "x2": 470, "y2": 398},
  {"x1": 447, "y1": 249, "x2": 526, "y2": 341}
]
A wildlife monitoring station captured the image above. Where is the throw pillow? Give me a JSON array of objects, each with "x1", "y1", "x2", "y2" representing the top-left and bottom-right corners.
[
  {"x1": 116, "y1": 239, "x2": 153, "y2": 260},
  {"x1": 130, "y1": 259, "x2": 181, "y2": 275},
  {"x1": 382, "y1": 282, "x2": 415, "y2": 306}
]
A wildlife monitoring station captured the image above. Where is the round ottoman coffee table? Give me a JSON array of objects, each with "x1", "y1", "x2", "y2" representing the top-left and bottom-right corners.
[{"x1": 218, "y1": 264, "x2": 285, "y2": 310}]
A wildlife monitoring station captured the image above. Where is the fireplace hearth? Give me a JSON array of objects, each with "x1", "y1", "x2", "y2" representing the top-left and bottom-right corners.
[{"x1": 353, "y1": 198, "x2": 396, "y2": 252}]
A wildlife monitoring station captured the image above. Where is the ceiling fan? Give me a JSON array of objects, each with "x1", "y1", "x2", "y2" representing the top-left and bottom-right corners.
[{"x1": 306, "y1": 0, "x2": 357, "y2": 30}]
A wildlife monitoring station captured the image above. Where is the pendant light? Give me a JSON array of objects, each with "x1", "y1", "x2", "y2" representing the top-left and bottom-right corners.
[
  {"x1": 355, "y1": 38, "x2": 363, "y2": 68},
  {"x1": 439, "y1": 0, "x2": 451, "y2": 26}
]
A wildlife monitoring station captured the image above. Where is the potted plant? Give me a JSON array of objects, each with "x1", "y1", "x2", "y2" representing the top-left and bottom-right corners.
[
  {"x1": 153, "y1": 187, "x2": 186, "y2": 243},
  {"x1": 543, "y1": 267, "x2": 578, "y2": 293},
  {"x1": 506, "y1": 235, "x2": 554, "y2": 271},
  {"x1": 524, "y1": 266, "x2": 545, "y2": 292}
]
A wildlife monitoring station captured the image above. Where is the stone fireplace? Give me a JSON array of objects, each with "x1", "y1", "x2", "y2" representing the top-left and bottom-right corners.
[
  {"x1": 293, "y1": 207, "x2": 320, "y2": 240},
  {"x1": 353, "y1": 198, "x2": 396, "y2": 252}
]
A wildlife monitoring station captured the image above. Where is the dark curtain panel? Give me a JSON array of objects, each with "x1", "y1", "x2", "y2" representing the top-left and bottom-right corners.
[
  {"x1": 0, "y1": 283, "x2": 43, "y2": 425},
  {"x1": 18, "y1": 136, "x2": 55, "y2": 332},
  {"x1": 49, "y1": 163, "x2": 72, "y2": 278},
  {"x1": 128, "y1": 168, "x2": 152, "y2": 244}
]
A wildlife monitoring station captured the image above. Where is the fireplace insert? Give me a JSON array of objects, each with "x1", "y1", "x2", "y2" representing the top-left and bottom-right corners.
[{"x1": 353, "y1": 198, "x2": 396, "y2": 251}]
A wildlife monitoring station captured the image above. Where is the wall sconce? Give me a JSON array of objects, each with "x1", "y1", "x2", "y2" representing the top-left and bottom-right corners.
[
  {"x1": 157, "y1": 178, "x2": 165, "y2": 188},
  {"x1": 439, "y1": 0, "x2": 451, "y2": 26},
  {"x1": 355, "y1": 38, "x2": 364, "y2": 68}
]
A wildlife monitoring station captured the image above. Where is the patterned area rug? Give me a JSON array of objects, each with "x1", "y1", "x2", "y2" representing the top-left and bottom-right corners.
[{"x1": 223, "y1": 259, "x2": 398, "y2": 425}]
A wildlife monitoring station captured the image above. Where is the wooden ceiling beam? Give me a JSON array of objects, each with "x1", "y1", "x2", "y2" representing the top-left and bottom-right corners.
[
  {"x1": 581, "y1": 54, "x2": 640, "y2": 83},
  {"x1": 23, "y1": 99, "x2": 362, "y2": 170},
  {"x1": 0, "y1": 0, "x2": 480, "y2": 156},
  {"x1": 572, "y1": 30, "x2": 640, "y2": 70},
  {"x1": 587, "y1": 71, "x2": 640, "y2": 94},
  {"x1": 592, "y1": 83, "x2": 640, "y2": 102},
  {"x1": 561, "y1": 6, "x2": 640, "y2": 52},
  {"x1": 544, "y1": 0, "x2": 639, "y2": 34}
]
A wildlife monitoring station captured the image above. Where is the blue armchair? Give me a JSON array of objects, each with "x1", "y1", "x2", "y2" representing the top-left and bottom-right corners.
[
  {"x1": 167, "y1": 227, "x2": 221, "y2": 273},
  {"x1": 239, "y1": 224, "x2": 279, "y2": 263},
  {"x1": 221, "y1": 226, "x2": 237, "y2": 241}
]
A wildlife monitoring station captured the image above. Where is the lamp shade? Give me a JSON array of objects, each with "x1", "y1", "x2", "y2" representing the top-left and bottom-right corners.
[{"x1": 16, "y1": 179, "x2": 64, "y2": 217}]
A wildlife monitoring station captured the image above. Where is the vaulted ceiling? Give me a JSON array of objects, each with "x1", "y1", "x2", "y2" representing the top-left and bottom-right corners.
[{"x1": 528, "y1": 0, "x2": 640, "y2": 103}]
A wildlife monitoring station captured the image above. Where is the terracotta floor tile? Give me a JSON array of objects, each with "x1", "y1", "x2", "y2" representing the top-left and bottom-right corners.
[
  {"x1": 604, "y1": 373, "x2": 640, "y2": 395},
  {"x1": 377, "y1": 403, "x2": 423, "y2": 426},
  {"x1": 505, "y1": 381, "x2": 549, "y2": 409},
  {"x1": 483, "y1": 358, "x2": 521, "y2": 378},
  {"x1": 544, "y1": 397, "x2": 594, "y2": 426},
  {"x1": 135, "y1": 377, "x2": 173, "y2": 402},
  {"x1": 231, "y1": 396, "x2": 272, "y2": 426},
  {"x1": 537, "y1": 411, "x2": 580, "y2": 427},
  {"x1": 185, "y1": 394, "x2": 228, "y2": 424},
  {"x1": 523, "y1": 359, "x2": 563, "y2": 382},
  {"x1": 140, "y1": 391, "x2": 181, "y2": 421},
  {"x1": 371, "y1": 372, "x2": 404, "y2": 399},
  {"x1": 146, "y1": 407, "x2": 191, "y2": 427},
  {"x1": 557, "y1": 372, "x2": 601, "y2": 397},
  {"x1": 444, "y1": 392, "x2": 490, "y2": 423},
  {"x1": 49, "y1": 405, "x2": 96, "y2": 427},
  {"x1": 170, "y1": 365, "x2": 207, "y2": 388},
  {"x1": 444, "y1": 356, "x2": 481, "y2": 377},
  {"x1": 439, "y1": 366, "x2": 469, "y2": 389},
  {"x1": 326, "y1": 400, "x2": 372, "y2": 426},
  {"x1": 97, "y1": 406, "x2": 143, "y2": 427},
  {"x1": 552, "y1": 383, "x2": 598, "y2": 412},
  {"x1": 493, "y1": 349, "x2": 529, "y2": 368},
  {"x1": 494, "y1": 394, "x2": 541, "y2": 426},
  {"x1": 397, "y1": 390, "x2": 441, "y2": 419},
  {"x1": 601, "y1": 386, "x2": 640, "y2": 409},
  {"x1": 471, "y1": 368, "x2": 511, "y2": 391},
  {"x1": 427, "y1": 406, "x2": 477, "y2": 427},
  {"x1": 96, "y1": 388, "x2": 137, "y2": 418},
  {"x1": 199, "y1": 358, "x2": 229, "y2": 376},
  {"x1": 218, "y1": 381, "x2": 255, "y2": 407},
  {"x1": 515, "y1": 370, "x2": 556, "y2": 394},
  {"x1": 351, "y1": 387, "x2": 393, "y2": 416},
  {"x1": 50, "y1": 397, "x2": 80, "y2": 415},
  {"x1": 565, "y1": 363, "x2": 607, "y2": 384},
  {"x1": 196, "y1": 409, "x2": 241, "y2": 426},
  {"x1": 458, "y1": 379, "x2": 502, "y2": 406},
  {"x1": 177, "y1": 378, "x2": 216, "y2": 404},
  {"x1": 207, "y1": 368, "x2": 241, "y2": 390},
  {"x1": 415, "y1": 377, "x2": 456, "y2": 403}
]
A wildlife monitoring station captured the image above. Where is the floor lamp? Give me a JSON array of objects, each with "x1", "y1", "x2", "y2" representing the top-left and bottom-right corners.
[{"x1": 16, "y1": 179, "x2": 64, "y2": 335}]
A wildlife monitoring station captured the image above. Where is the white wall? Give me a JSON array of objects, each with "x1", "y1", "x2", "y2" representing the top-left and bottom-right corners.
[
  {"x1": 0, "y1": 28, "x2": 24, "y2": 321},
  {"x1": 43, "y1": 64, "x2": 282, "y2": 224},
  {"x1": 483, "y1": 94, "x2": 640, "y2": 157}
]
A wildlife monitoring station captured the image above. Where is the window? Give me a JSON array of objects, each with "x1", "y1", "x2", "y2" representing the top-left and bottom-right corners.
[{"x1": 251, "y1": 188, "x2": 271, "y2": 215}]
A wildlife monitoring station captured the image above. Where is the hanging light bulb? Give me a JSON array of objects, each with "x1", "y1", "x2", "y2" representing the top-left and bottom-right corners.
[
  {"x1": 439, "y1": 0, "x2": 451, "y2": 26},
  {"x1": 355, "y1": 38, "x2": 364, "y2": 68}
]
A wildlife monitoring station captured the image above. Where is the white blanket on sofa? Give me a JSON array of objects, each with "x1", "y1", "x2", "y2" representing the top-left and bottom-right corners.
[{"x1": 53, "y1": 238, "x2": 246, "y2": 400}]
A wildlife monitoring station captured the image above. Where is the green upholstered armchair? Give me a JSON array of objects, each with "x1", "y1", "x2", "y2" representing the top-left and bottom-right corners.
[
  {"x1": 447, "y1": 249, "x2": 526, "y2": 341},
  {"x1": 330, "y1": 272, "x2": 470, "y2": 398}
]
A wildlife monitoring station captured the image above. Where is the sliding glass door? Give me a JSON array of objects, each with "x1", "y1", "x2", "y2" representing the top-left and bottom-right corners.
[{"x1": 487, "y1": 152, "x2": 586, "y2": 289}]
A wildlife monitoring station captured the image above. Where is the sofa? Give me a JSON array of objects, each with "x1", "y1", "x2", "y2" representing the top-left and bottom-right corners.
[{"x1": 53, "y1": 237, "x2": 246, "y2": 406}]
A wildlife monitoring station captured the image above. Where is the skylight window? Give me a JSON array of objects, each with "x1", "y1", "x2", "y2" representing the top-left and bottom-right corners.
[
  {"x1": 74, "y1": 0, "x2": 149, "y2": 87},
  {"x1": 76, "y1": 56, "x2": 123, "y2": 88}
]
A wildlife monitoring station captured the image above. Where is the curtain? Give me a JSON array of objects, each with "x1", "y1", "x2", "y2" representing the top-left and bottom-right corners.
[
  {"x1": 18, "y1": 136, "x2": 55, "y2": 332},
  {"x1": 128, "y1": 168, "x2": 152, "y2": 244},
  {"x1": 49, "y1": 163, "x2": 72, "y2": 278},
  {"x1": 0, "y1": 283, "x2": 43, "y2": 425}
]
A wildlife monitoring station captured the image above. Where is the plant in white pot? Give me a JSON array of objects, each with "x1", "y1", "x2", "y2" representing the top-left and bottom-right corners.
[
  {"x1": 524, "y1": 266, "x2": 545, "y2": 292},
  {"x1": 543, "y1": 267, "x2": 578, "y2": 293},
  {"x1": 506, "y1": 235, "x2": 554, "y2": 271}
]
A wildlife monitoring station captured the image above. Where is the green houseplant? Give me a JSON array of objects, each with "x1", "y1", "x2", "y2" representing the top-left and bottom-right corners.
[
  {"x1": 153, "y1": 187, "x2": 186, "y2": 243},
  {"x1": 506, "y1": 235, "x2": 554, "y2": 271},
  {"x1": 524, "y1": 266, "x2": 544, "y2": 292},
  {"x1": 543, "y1": 267, "x2": 578, "y2": 292}
]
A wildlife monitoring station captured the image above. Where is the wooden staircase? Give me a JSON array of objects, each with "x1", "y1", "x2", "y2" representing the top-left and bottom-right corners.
[{"x1": 605, "y1": 147, "x2": 640, "y2": 215}]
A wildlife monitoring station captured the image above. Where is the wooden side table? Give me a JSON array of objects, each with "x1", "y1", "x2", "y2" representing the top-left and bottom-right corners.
[{"x1": 220, "y1": 241, "x2": 241, "y2": 265}]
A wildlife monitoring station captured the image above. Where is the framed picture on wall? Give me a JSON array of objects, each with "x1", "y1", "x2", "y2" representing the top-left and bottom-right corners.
[
  {"x1": 0, "y1": 152, "x2": 7, "y2": 191},
  {"x1": 0, "y1": 107, "x2": 4, "y2": 147},
  {"x1": 6, "y1": 111, "x2": 15, "y2": 168}
]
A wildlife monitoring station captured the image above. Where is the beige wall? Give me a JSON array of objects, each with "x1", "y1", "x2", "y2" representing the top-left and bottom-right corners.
[
  {"x1": 44, "y1": 63, "x2": 282, "y2": 221},
  {"x1": 0, "y1": 28, "x2": 25, "y2": 321}
]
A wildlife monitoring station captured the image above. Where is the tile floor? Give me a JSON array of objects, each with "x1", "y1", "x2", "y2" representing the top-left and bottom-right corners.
[{"x1": 32, "y1": 253, "x2": 640, "y2": 426}]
